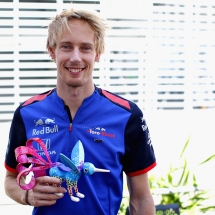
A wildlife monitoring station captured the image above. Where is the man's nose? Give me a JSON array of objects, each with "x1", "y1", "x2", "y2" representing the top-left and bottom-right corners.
[{"x1": 70, "y1": 48, "x2": 81, "y2": 62}]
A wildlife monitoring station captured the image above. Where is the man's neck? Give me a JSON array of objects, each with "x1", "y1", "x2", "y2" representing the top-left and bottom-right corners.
[{"x1": 57, "y1": 84, "x2": 95, "y2": 119}]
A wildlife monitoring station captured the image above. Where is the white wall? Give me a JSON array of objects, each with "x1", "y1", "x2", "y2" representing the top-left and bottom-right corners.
[{"x1": 1, "y1": 0, "x2": 215, "y2": 121}]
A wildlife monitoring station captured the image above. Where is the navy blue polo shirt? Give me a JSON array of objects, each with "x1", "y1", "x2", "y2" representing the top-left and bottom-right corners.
[{"x1": 5, "y1": 87, "x2": 156, "y2": 215}]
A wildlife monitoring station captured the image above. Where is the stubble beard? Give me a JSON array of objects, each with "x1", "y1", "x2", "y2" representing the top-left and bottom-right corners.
[{"x1": 59, "y1": 64, "x2": 93, "y2": 89}]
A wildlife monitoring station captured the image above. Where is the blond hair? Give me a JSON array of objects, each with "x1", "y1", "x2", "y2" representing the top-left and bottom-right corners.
[{"x1": 46, "y1": 8, "x2": 108, "y2": 55}]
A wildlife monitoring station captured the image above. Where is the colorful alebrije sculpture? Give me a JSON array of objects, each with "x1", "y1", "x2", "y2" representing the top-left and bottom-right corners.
[{"x1": 15, "y1": 138, "x2": 110, "y2": 202}]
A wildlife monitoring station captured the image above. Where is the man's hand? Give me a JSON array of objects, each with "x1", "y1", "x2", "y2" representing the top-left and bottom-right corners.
[
  {"x1": 5, "y1": 170, "x2": 67, "y2": 206},
  {"x1": 27, "y1": 176, "x2": 67, "y2": 206}
]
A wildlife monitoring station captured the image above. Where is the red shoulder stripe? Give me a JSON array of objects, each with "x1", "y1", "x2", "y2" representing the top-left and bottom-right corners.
[
  {"x1": 126, "y1": 162, "x2": 156, "y2": 177},
  {"x1": 22, "y1": 90, "x2": 53, "y2": 107},
  {"x1": 102, "y1": 89, "x2": 131, "y2": 109}
]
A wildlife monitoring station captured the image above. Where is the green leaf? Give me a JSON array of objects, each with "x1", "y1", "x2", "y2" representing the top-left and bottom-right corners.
[
  {"x1": 179, "y1": 136, "x2": 190, "y2": 159},
  {"x1": 192, "y1": 174, "x2": 198, "y2": 187},
  {"x1": 200, "y1": 206, "x2": 215, "y2": 212},
  {"x1": 167, "y1": 172, "x2": 173, "y2": 184},
  {"x1": 199, "y1": 155, "x2": 215, "y2": 165},
  {"x1": 177, "y1": 159, "x2": 187, "y2": 186},
  {"x1": 182, "y1": 170, "x2": 190, "y2": 186}
]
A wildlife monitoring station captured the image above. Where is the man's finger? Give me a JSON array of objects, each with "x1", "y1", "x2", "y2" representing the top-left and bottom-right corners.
[{"x1": 36, "y1": 176, "x2": 61, "y2": 185}]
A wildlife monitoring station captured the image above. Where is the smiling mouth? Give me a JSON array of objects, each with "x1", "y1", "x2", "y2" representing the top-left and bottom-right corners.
[{"x1": 66, "y1": 68, "x2": 84, "y2": 73}]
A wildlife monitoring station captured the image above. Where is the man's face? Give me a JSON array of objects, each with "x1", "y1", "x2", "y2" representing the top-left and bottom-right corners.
[{"x1": 50, "y1": 19, "x2": 100, "y2": 88}]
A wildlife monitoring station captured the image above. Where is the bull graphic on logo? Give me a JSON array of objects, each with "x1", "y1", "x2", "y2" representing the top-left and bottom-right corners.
[
  {"x1": 45, "y1": 118, "x2": 55, "y2": 124},
  {"x1": 34, "y1": 117, "x2": 55, "y2": 126}
]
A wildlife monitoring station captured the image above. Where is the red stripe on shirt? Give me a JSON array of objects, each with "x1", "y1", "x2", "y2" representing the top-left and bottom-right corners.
[
  {"x1": 22, "y1": 90, "x2": 53, "y2": 106},
  {"x1": 126, "y1": 162, "x2": 156, "y2": 177},
  {"x1": 4, "y1": 162, "x2": 18, "y2": 173},
  {"x1": 102, "y1": 90, "x2": 131, "y2": 109}
]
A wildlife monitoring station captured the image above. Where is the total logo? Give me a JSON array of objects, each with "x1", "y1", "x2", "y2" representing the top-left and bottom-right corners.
[
  {"x1": 141, "y1": 124, "x2": 148, "y2": 131},
  {"x1": 32, "y1": 117, "x2": 59, "y2": 136},
  {"x1": 141, "y1": 117, "x2": 148, "y2": 132},
  {"x1": 87, "y1": 127, "x2": 116, "y2": 138},
  {"x1": 147, "y1": 132, "x2": 152, "y2": 147}
]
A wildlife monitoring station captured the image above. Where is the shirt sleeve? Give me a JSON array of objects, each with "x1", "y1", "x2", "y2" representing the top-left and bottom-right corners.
[
  {"x1": 122, "y1": 104, "x2": 156, "y2": 176},
  {"x1": 4, "y1": 105, "x2": 27, "y2": 172}
]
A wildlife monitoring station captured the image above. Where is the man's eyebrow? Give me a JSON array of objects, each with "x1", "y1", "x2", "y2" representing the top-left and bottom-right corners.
[
  {"x1": 59, "y1": 41, "x2": 94, "y2": 46},
  {"x1": 59, "y1": 41, "x2": 72, "y2": 45},
  {"x1": 80, "y1": 42, "x2": 94, "y2": 47}
]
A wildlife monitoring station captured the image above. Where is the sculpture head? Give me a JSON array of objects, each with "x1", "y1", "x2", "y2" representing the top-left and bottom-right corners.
[{"x1": 82, "y1": 162, "x2": 110, "y2": 176}]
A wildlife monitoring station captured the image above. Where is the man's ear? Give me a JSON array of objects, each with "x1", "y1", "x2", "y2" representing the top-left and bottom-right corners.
[
  {"x1": 48, "y1": 47, "x2": 56, "y2": 60},
  {"x1": 95, "y1": 53, "x2": 100, "y2": 62}
]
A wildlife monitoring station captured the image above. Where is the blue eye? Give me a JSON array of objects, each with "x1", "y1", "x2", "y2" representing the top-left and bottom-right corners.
[
  {"x1": 82, "y1": 46, "x2": 92, "y2": 51},
  {"x1": 62, "y1": 45, "x2": 69, "y2": 49}
]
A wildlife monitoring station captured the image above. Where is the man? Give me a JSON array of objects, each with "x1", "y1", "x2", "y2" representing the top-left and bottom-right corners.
[{"x1": 4, "y1": 7, "x2": 156, "y2": 215}]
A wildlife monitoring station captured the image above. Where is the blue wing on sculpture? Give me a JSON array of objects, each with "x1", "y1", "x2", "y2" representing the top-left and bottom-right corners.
[
  {"x1": 60, "y1": 153, "x2": 80, "y2": 174},
  {"x1": 71, "y1": 140, "x2": 84, "y2": 171}
]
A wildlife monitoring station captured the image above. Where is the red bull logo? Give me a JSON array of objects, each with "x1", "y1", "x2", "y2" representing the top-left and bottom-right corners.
[{"x1": 32, "y1": 125, "x2": 58, "y2": 136}]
